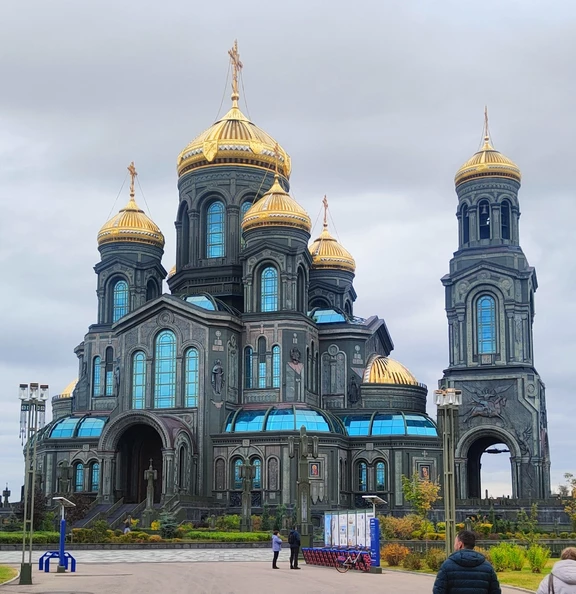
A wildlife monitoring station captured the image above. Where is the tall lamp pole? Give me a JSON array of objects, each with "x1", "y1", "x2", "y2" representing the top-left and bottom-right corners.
[
  {"x1": 19, "y1": 382, "x2": 49, "y2": 586},
  {"x1": 435, "y1": 387, "x2": 461, "y2": 556}
]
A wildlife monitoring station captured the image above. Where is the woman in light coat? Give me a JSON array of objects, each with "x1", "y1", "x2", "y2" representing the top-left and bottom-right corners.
[{"x1": 537, "y1": 548, "x2": 576, "y2": 594}]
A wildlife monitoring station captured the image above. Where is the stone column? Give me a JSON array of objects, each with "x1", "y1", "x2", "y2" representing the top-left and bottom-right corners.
[
  {"x1": 101, "y1": 453, "x2": 115, "y2": 503},
  {"x1": 163, "y1": 449, "x2": 176, "y2": 499}
]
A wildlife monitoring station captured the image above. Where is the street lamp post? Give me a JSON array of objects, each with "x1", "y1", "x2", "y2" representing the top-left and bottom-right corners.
[
  {"x1": 435, "y1": 387, "x2": 462, "y2": 557},
  {"x1": 19, "y1": 382, "x2": 49, "y2": 586}
]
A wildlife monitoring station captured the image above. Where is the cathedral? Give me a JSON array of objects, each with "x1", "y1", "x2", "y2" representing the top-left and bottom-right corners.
[{"x1": 32, "y1": 44, "x2": 549, "y2": 522}]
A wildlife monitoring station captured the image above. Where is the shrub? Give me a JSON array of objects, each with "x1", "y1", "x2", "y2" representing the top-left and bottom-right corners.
[
  {"x1": 403, "y1": 552, "x2": 423, "y2": 571},
  {"x1": 475, "y1": 546, "x2": 492, "y2": 565},
  {"x1": 526, "y1": 544, "x2": 551, "y2": 573},
  {"x1": 378, "y1": 514, "x2": 421, "y2": 540},
  {"x1": 506, "y1": 544, "x2": 526, "y2": 571},
  {"x1": 560, "y1": 532, "x2": 569, "y2": 539},
  {"x1": 149, "y1": 534, "x2": 163, "y2": 542},
  {"x1": 150, "y1": 520, "x2": 160, "y2": 531},
  {"x1": 0, "y1": 532, "x2": 59, "y2": 544},
  {"x1": 215, "y1": 514, "x2": 240, "y2": 532},
  {"x1": 425, "y1": 548, "x2": 446, "y2": 571},
  {"x1": 159, "y1": 512, "x2": 179, "y2": 539},
  {"x1": 477, "y1": 523, "x2": 493, "y2": 536},
  {"x1": 436, "y1": 522, "x2": 446, "y2": 532},
  {"x1": 382, "y1": 543, "x2": 410, "y2": 566},
  {"x1": 251, "y1": 515, "x2": 262, "y2": 531},
  {"x1": 489, "y1": 543, "x2": 510, "y2": 572}
]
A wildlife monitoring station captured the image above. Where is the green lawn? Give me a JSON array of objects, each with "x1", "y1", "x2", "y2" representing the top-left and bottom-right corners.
[
  {"x1": 383, "y1": 560, "x2": 554, "y2": 593},
  {"x1": 0, "y1": 566, "x2": 18, "y2": 584}
]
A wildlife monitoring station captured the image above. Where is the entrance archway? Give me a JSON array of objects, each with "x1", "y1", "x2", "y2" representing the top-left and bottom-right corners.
[
  {"x1": 467, "y1": 436, "x2": 511, "y2": 498},
  {"x1": 117, "y1": 424, "x2": 163, "y2": 503}
]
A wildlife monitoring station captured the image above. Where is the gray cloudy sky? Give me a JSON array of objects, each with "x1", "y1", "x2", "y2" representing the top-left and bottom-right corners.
[{"x1": 1, "y1": 0, "x2": 575, "y2": 499}]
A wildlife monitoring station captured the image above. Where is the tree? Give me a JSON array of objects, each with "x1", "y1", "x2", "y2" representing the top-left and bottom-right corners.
[
  {"x1": 15, "y1": 488, "x2": 46, "y2": 531},
  {"x1": 516, "y1": 503, "x2": 539, "y2": 546},
  {"x1": 401, "y1": 472, "x2": 441, "y2": 520},
  {"x1": 261, "y1": 504, "x2": 271, "y2": 531},
  {"x1": 561, "y1": 473, "x2": 576, "y2": 531}
]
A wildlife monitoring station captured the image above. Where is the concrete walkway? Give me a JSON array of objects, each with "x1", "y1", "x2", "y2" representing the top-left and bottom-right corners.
[{"x1": 0, "y1": 562, "x2": 530, "y2": 594}]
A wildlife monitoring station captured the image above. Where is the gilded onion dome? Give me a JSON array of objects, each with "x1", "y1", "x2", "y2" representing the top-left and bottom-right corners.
[
  {"x1": 455, "y1": 111, "x2": 521, "y2": 187},
  {"x1": 363, "y1": 354, "x2": 424, "y2": 387},
  {"x1": 97, "y1": 163, "x2": 165, "y2": 249},
  {"x1": 177, "y1": 41, "x2": 291, "y2": 180},
  {"x1": 309, "y1": 197, "x2": 355, "y2": 273},
  {"x1": 242, "y1": 174, "x2": 312, "y2": 234},
  {"x1": 167, "y1": 264, "x2": 177, "y2": 279},
  {"x1": 59, "y1": 379, "x2": 77, "y2": 399}
]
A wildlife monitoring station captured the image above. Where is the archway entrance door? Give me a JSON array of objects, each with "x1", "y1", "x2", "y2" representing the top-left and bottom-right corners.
[
  {"x1": 117, "y1": 424, "x2": 163, "y2": 504},
  {"x1": 466, "y1": 435, "x2": 513, "y2": 499}
]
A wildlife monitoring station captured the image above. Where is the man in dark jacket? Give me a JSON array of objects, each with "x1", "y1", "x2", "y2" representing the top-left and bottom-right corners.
[
  {"x1": 288, "y1": 526, "x2": 301, "y2": 569},
  {"x1": 433, "y1": 530, "x2": 501, "y2": 594}
]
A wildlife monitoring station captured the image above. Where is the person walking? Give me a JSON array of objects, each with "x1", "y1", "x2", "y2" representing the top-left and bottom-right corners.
[
  {"x1": 272, "y1": 530, "x2": 282, "y2": 569},
  {"x1": 288, "y1": 526, "x2": 301, "y2": 569},
  {"x1": 433, "y1": 530, "x2": 501, "y2": 594},
  {"x1": 123, "y1": 515, "x2": 132, "y2": 535},
  {"x1": 536, "y1": 547, "x2": 576, "y2": 593}
]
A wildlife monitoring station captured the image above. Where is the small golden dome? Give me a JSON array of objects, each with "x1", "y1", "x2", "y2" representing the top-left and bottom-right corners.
[
  {"x1": 167, "y1": 265, "x2": 176, "y2": 279},
  {"x1": 242, "y1": 175, "x2": 311, "y2": 234},
  {"x1": 98, "y1": 163, "x2": 165, "y2": 249},
  {"x1": 60, "y1": 379, "x2": 77, "y2": 399},
  {"x1": 309, "y1": 197, "x2": 355, "y2": 273},
  {"x1": 363, "y1": 355, "x2": 424, "y2": 387}
]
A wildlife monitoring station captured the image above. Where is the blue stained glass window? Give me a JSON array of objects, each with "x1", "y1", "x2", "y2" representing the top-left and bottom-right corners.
[
  {"x1": 266, "y1": 409, "x2": 296, "y2": 431},
  {"x1": 50, "y1": 417, "x2": 81, "y2": 438},
  {"x1": 185, "y1": 295, "x2": 216, "y2": 311},
  {"x1": 344, "y1": 416, "x2": 372, "y2": 436},
  {"x1": 244, "y1": 347, "x2": 253, "y2": 389},
  {"x1": 112, "y1": 280, "x2": 129, "y2": 322},
  {"x1": 372, "y1": 414, "x2": 406, "y2": 435},
  {"x1": 185, "y1": 348, "x2": 199, "y2": 407},
  {"x1": 477, "y1": 295, "x2": 497, "y2": 354},
  {"x1": 358, "y1": 462, "x2": 367, "y2": 492},
  {"x1": 376, "y1": 462, "x2": 386, "y2": 491},
  {"x1": 75, "y1": 463, "x2": 84, "y2": 492},
  {"x1": 405, "y1": 415, "x2": 438, "y2": 436},
  {"x1": 294, "y1": 409, "x2": 330, "y2": 432},
  {"x1": 260, "y1": 267, "x2": 278, "y2": 312},
  {"x1": 77, "y1": 417, "x2": 106, "y2": 438},
  {"x1": 92, "y1": 356, "x2": 101, "y2": 397},
  {"x1": 252, "y1": 458, "x2": 262, "y2": 489},
  {"x1": 233, "y1": 410, "x2": 267, "y2": 432},
  {"x1": 132, "y1": 351, "x2": 146, "y2": 409},
  {"x1": 154, "y1": 330, "x2": 176, "y2": 408},
  {"x1": 240, "y1": 201, "x2": 252, "y2": 248},
  {"x1": 312, "y1": 309, "x2": 346, "y2": 324},
  {"x1": 233, "y1": 458, "x2": 243, "y2": 490},
  {"x1": 207, "y1": 202, "x2": 225, "y2": 258},
  {"x1": 272, "y1": 346, "x2": 280, "y2": 388},
  {"x1": 91, "y1": 463, "x2": 100, "y2": 492},
  {"x1": 258, "y1": 361, "x2": 267, "y2": 389}
]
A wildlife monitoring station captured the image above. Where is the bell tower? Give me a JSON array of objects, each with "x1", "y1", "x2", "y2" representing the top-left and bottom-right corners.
[{"x1": 439, "y1": 111, "x2": 550, "y2": 500}]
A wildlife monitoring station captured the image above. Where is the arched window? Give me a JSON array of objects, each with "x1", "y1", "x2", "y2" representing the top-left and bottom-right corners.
[
  {"x1": 132, "y1": 351, "x2": 146, "y2": 409},
  {"x1": 74, "y1": 463, "x2": 84, "y2": 492},
  {"x1": 180, "y1": 203, "x2": 190, "y2": 266},
  {"x1": 260, "y1": 267, "x2": 278, "y2": 312},
  {"x1": 233, "y1": 458, "x2": 243, "y2": 490},
  {"x1": 344, "y1": 301, "x2": 352, "y2": 316},
  {"x1": 154, "y1": 330, "x2": 176, "y2": 408},
  {"x1": 272, "y1": 345, "x2": 280, "y2": 388},
  {"x1": 92, "y1": 356, "x2": 101, "y2": 397},
  {"x1": 462, "y1": 204, "x2": 470, "y2": 244},
  {"x1": 297, "y1": 267, "x2": 306, "y2": 312},
  {"x1": 104, "y1": 347, "x2": 114, "y2": 396},
  {"x1": 501, "y1": 200, "x2": 511, "y2": 240},
  {"x1": 477, "y1": 295, "x2": 497, "y2": 354},
  {"x1": 376, "y1": 461, "x2": 386, "y2": 491},
  {"x1": 339, "y1": 459, "x2": 344, "y2": 491},
  {"x1": 244, "y1": 347, "x2": 253, "y2": 389},
  {"x1": 358, "y1": 461, "x2": 367, "y2": 492},
  {"x1": 90, "y1": 462, "x2": 100, "y2": 492},
  {"x1": 178, "y1": 445, "x2": 187, "y2": 489},
  {"x1": 112, "y1": 280, "x2": 129, "y2": 322},
  {"x1": 311, "y1": 297, "x2": 330, "y2": 309},
  {"x1": 258, "y1": 337, "x2": 267, "y2": 388},
  {"x1": 185, "y1": 348, "x2": 199, "y2": 407},
  {"x1": 478, "y1": 200, "x2": 491, "y2": 240},
  {"x1": 206, "y1": 201, "x2": 225, "y2": 258},
  {"x1": 252, "y1": 457, "x2": 262, "y2": 489},
  {"x1": 146, "y1": 279, "x2": 159, "y2": 302},
  {"x1": 306, "y1": 346, "x2": 311, "y2": 389},
  {"x1": 240, "y1": 201, "x2": 252, "y2": 248},
  {"x1": 313, "y1": 351, "x2": 319, "y2": 393}
]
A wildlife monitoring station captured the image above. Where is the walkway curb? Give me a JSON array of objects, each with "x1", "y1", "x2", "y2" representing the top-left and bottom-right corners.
[{"x1": 0, "y1": 568, "x2": 20, "y2": 588}]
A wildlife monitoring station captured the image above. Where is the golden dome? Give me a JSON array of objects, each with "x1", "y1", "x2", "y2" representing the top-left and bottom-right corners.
[
  {"x1": 98, "y1": 163, "x2": 165, "y2": 249},
  {"x1": 241, "y1": 175, "x2": 311, "y2": 234},
  {"x1": 59, "y1": 379, "x2": 77, "y2": 399},
  {"x1": 177, "y1": 43, "x2": 290, "y2": 179},
  {"x1": 309, "y1": 197, "x2": 355, "y2": 273},
  {"x1": 167, "y1": 265, "x2": 176, "y2": 279},
  {"x1": 363, "y1": 355, "x2": 424, "y2": 387}
]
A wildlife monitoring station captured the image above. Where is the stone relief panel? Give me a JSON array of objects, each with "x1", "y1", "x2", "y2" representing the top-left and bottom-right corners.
[
  {"x1": 321, "y1": 345, "x2": 346, "y2": 396},
  {"x1": 267, "y1": 457, "x2": 279, "y2": 491}
]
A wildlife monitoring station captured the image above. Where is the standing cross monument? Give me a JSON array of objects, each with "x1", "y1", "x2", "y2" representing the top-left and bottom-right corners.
[
  {"x1": 240, "y1": 459, "x2": 255, "y2": 532},
  {"x1": 141, "y1": 459, "x2": 157, "y2": 528}
]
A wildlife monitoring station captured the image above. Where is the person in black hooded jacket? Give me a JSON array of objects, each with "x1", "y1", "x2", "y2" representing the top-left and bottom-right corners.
[{"x1": 433, "y1": 530, "x2": 501, "y2": 594}]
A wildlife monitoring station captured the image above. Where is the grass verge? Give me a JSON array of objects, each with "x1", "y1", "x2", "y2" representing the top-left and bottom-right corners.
[{"x1": 0, "y1": 565, "x2": 18, "y2": 584}]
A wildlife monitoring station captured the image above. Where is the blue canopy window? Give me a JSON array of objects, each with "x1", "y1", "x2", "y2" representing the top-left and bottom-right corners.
[
  {"x1": 112, "y1": 280, "x2": 129, "y2": 322},
  {"x1": 74, "y1": 463, "x2": 84, "y2": 492},
  {"x1": 358, "y1": 461, "x2": 367, "y2": 492},
  {"x1": 185, "y1": 348, "x2": 199, "y2": 407},
  {"x1": 90, "y1": 462, "x2": 100, "y2": 492},
  {"x1": 477, "y1": 295, "x2": 497, "y2": 354},
  {"x1": 92, "y1": 356, "x2": 102, "y2": 397},
  {"x1": 50, "y1": 417, "x2": 81, "y2": 438},
  {"x1": 260, "y1": 267, "x2": 278, "y2": 312},
  {"x1": 154, "y1": 330, "x2": 176, "y2": 408},
  {"x1": 376, "y1": 461, "x2": 386, "y2": 491},
  {"x1": 206, "y1": 201, "x2": 225, "y2": 258},
  {"x1": 77, "y1": 417, "x2": 106, "y2": 438},
  {"x1": 132, "y1": 351, "x2": 146, "y2": 409}
]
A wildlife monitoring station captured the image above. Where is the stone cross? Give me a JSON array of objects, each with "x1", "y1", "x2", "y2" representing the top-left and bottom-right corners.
[{"x1": 144, "y1": 459, "x2": 157, "y2": 510}]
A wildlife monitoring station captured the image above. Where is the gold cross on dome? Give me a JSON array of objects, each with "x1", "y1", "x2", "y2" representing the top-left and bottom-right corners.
[
  {"x1": 322, "y1": 195, "x2": 329, "y2": 228},
  {"x1": 483, "y1": 105, "x2": 491, "y2": 143},
  {"x1": 127, "y1": 161, "x2": 138, "y2": 198},
  {"x1": 228, "y1": 40, "x2": 243, "y2": 105}
]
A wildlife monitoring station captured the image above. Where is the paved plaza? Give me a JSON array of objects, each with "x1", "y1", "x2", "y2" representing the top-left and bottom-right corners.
[{"x1": 0, "y1": 550, "x2": 529, "y2": 593}]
